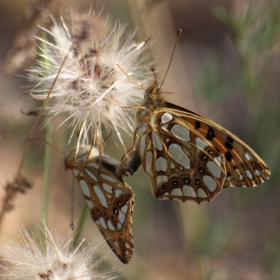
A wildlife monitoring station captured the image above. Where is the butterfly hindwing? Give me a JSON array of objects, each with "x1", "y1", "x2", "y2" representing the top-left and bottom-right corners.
[
  {"x1": 137, "y1": 111, "x2": 227, "y2": 203},
  {"x1": 135, "y1": 105, "x2": 270, "y2": 203},
  {"x1": 65, "y1": 149, "x2": 134, "y2": 263}
]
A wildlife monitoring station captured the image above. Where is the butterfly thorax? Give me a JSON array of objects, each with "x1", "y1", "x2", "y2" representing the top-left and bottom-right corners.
[{"x1": 136, "y1": 81, "x2": 166, "y2": 125}]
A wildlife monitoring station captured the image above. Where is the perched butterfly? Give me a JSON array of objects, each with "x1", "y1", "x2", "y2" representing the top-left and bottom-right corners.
[
  {"x1": 65, "y1": 147, "x2": 134, "y2": 263},
  {"x1": 123, "y1": 80, "x2": 271, "y2": 204}
]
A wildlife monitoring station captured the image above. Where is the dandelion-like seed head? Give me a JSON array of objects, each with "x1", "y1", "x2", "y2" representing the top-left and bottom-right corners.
[
  {"x1": 1, "y1": 223, "x2": 114, "y2": 279},
  {"x1": 28, "y1": 12, "x2": 153, "y2": 151}
]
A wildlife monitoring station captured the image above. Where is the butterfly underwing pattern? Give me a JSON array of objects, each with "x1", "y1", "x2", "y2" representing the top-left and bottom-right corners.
[
  {"x1": 123, "y1": 80, "x2": 270, "y2": 204},
  {"x1": 65, "y1": 147, "x2": 134, "y2": 263}
]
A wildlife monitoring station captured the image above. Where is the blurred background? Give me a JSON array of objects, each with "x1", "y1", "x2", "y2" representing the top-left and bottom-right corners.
[{"x1": 0, "y1": 0, "x2": 279, "y2": 279}]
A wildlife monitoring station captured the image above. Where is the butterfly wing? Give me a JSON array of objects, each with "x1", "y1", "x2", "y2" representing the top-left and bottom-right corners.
[
  {"x1": 137, "y1": 108, "x2": 270, "y2": 203},
  {"x1": 168, "y1": 107, "x2": 271, "y2": 188},
  {"x1": 66, "y1": 154, "x2": 134, "y2": 264}
]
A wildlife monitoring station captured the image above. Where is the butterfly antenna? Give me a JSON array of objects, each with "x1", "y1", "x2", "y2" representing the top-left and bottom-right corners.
[
  {"x1": 70, "y1": 174, "x2": 75, "y2": 231},
  {"x1": 158, "y1": 29, "x2": 182, "y2": 90}
]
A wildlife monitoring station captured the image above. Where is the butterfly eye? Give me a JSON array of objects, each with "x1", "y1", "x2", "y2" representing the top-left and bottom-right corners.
[{"x1": 150, "y1": 94, "x2": 156, "y2": 101}]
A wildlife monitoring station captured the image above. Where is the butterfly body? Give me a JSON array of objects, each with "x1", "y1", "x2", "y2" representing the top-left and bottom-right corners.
[
  {"x1": 65, "y1": 147, "x2": 134, "y2": 263},
  {"x1": 130, "y1": 81, "x2": 270, "y2": 203}
]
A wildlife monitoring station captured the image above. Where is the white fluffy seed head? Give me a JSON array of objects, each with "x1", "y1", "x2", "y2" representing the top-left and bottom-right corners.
[
  {"x1": 1, "y1": 223, "x2": 114, "y2": 279},
  {"x1": 28, "y1": 13, "x2": 153, "y2": 150}
]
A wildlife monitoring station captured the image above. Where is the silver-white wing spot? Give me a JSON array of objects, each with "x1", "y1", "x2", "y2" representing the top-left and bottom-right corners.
[
  {"x1": 102, "y1": 183, "x2": 113, "y2": 194},
  {"x1": 115, "y1": 189, "x2": 124, "y2": 198},
  {"x1": 170, "y1": 124, "x2": 191, "y2": 142},
  {"x1": 85, "y1": 169, "x2": 98, "y2": 182},
  {"x1": 99, "y1": 217, "x2": 107, "y2": 229},
  {"x1": 206, "y1": 161, "x2": 222, "y2": 179},
  {"x1": 196, "y1": 137, "x2": 208, "y2": 150},
  {"x1": 139, "y1": 134, "x2": 147, "y2": 158},
  {"x1": 121, "y1": 204, "x2": 128, "y2": 214},
  {"x1": 101, "y1": 173, "x2": 116, "y2": 183},
  {"x1": 88, "y1": 162, "x2": 99, "y2": 169},
  {"x1": 156, "y1": 175, "x2": 168, "y2": 186},
  {"x1": 152, "y1": 131, "x2": 163, "y2": 151},
  {"x1": 156, "y1": 157, "x2": 168, "y2": 172},
  {"x1": 245, "y1": 170, "x2": 253, "y2": 180},
  {"x1": 170, "y1": 188, "x2": 183, "y2": 196},
  {"x1": 203, "y1": 175, "x2": 217, "y2": 192},
  {"x1": 245, "y1": 152, "x2": 253, "y2": 160},
  {"x1": 118, "y1": 211, "x2": 125, "y2": 224},
  {"x1": 80, "y1": 180, "x2": 91, "y2": 198},
  {"x1": 73, "y1": 169, "x2": 79, "y2": 176},
  {"x1": 107, "y1": 220, "x2": 115, "y2": 231},
  {"x1": 93, "y1": 185, "x2": 108, "y2": 208},
  {"x1": 239, "y1": 175, "x2": 244, "y2": 181},
  {"x1": 145, "y1": 151, "x2": 153, "y2": 174},
  {"x1": 214, "y1": 155, "x2": 222, "y2": 167},
  {"x1": 161, "y1": 123, "x2": 169, "y2": 130},
  {"x1": 86, "y1": 200, "x2": 94, "y2": 210},
  {"x1": 197, "y1": 188, "x2": 208, "y2": 198},
  {"x1": 161, "y1": 112, "x2": 173, "y2": 124},
  {"x1": 168, "y1": 143, "x2": 190, "y2": 169},
  {"x1": 183, "y1": 185, "x2": 196, "y2": 197},
  {"x1": 255, "y1": 169, "x2": 261, "y2": 176}
]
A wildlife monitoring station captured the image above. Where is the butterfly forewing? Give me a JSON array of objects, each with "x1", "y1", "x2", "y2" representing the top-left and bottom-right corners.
[
  {"x1": 65, "y1": 149, "x2": 134, "y2": 263},
  {"x1": 167, "y1": 107, "x2": 271, "y2": 188}
]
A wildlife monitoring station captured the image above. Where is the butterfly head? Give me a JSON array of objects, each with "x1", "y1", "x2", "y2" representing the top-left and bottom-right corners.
[
  {"x1": 65, "y1": 145, "x2": 100, "y2": 169},
  {"x1": 137, "y1": 80, "x2": 165, "y2": 123}
]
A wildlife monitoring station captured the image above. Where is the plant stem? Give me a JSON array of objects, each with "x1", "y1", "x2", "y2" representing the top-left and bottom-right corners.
[
  {"x1": 72, "y1": 204, "x2": 89, "y2": 249},
  {"x1": 41, "y1": 120, "x2": 52, "y2": 222}
]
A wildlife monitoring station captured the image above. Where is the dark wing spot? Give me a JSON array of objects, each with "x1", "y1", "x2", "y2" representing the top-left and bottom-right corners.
[
  {"x1": 226, "y1": 136, "x2": 234, "y2": 143},
  {"x1": 200, "y1": 154, "x2": 209, "y2": 162},
  {"x1": 233, "y1": 165, "x2": 238, "y2": 170},
  {"x1": 242, "y1": 163, "x2": 247, "y2": 168},
  {"x1": 195, "y1": 179, "x2": 201, "y2": 185},
  {"x1": 195, "y1": 121, "x2": 201, "y2": 129},
  {"x1": 206, "y1": 127, "x2": 215, "y2": 141},
  {"x1": 198, "y1": 167, "x2": 206, "y2": 174},
  {"x1": 182, "y1": 176, "x2": 191, "y2": 184},
  {"x1": 170, "y1": 179, "x2": 180, "y2": 187},
  {"x1": 161, "y1": 184, "x2": 168, "y2": 190},
  {"x1": 225, "y1": 141, "x2": 233, "y2": 150},
  {"x1": 225, "y1": 151, "x2": 233, "y2": 162}
]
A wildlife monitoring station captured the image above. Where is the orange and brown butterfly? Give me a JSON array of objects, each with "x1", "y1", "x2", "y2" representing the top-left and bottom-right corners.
[
  {"x1": 65, "y1": 146, "x2": 135, "y2": 263},
  {"x1": 123, "y1": 79, "x2": 271, "y2": 204}
]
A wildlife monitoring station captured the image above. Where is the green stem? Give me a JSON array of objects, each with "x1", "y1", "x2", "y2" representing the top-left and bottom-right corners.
[
  {"x1": 41, "y1": 120, "x2": 52, "y2": 221},
  {"x1": 72, "y1": 204, "x2": 89, "y2": 249}
]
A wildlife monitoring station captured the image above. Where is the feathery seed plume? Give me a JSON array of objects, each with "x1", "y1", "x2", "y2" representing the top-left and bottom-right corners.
[
  {"x1": 1, "y1": 223, "x2": 115, "y2": 279},
  {"x1": 28, "y1": 12, "x2": 153, "y2": 151}
]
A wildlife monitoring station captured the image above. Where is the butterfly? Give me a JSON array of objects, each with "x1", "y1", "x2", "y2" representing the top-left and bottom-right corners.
[
  {"x1": 65, "y1": 146, "x2": 134, "y2": 263},
  {"x1": 122, "y1": 80, "x2": 271, "y2": 204}
]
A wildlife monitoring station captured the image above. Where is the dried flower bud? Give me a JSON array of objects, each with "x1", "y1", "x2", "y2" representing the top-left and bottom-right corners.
[
  {"x1": 1, "y1": 222, "x2": 114, "y2": 279},
  {"x1": 28, "y1": 12, "x2": 153, "y2": 150}
]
